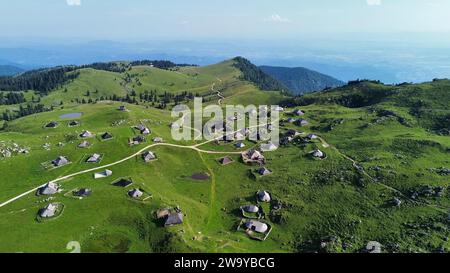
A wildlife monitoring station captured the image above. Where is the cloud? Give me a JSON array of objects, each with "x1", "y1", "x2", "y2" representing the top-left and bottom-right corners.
[
  {"x1": 366, "y1": 0, "x2": 382, "y2": 5},
  {"x1": 67, "y1": 0, "x2": 81, "y2": 6},
  {"x1": 264, "y1": 14, "x2": 290, "y2": 23}
]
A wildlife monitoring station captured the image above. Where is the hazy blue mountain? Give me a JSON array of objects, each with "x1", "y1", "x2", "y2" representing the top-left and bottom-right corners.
[
  {"x1": 233, "y1": 57, "x2": 288, "y2": 92},
  {"x1": 259, "y1": 65, "x2": 344, "y2": 95},
  {"x1": 0, "y1": 65, "x2": 24, "y2": 76}
]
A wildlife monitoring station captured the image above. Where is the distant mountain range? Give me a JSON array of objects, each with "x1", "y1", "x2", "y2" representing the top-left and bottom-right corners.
[
  {"x1": 0, "y1": 65, "x2": 24, "y2": 76},
  {"x1": 232, "y1": 57, "x2": 288, "y2": 93},
  {"x1": 0, "y1": 57, "x2": 345, "y2": 95},
  {"x1": 260, "y1": 65, "x2": 344, "y2": 95}
]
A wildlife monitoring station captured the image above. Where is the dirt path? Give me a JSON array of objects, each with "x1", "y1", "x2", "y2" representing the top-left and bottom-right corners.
[
  {"x1": 0, "y1": 141, "x2": 241, "y2": 209},
  {"x1": 213, "y1": 78, "x2": 224, "y2": 105},
  {"x1": 0, "y1": 98, "x2": 279, "y2": 209},
  {"x1": 0, "y1": 113, "x2": 279, "y2": 209}
]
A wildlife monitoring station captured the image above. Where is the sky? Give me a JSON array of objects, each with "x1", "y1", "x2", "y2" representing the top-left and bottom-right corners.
[
  {"x1": 1, "y1": 0, "x2": 450, "y2": 83},
  {"x1": 1, "y1": 0, "x2": 450, "y2": 41}
]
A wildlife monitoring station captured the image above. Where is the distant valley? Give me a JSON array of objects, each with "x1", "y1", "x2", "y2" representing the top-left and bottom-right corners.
[{"x1": 0, "y1": 65, "x2": 24, "y2": 76}]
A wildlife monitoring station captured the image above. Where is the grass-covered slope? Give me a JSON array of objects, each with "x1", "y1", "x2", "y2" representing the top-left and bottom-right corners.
[
  {"x1": 285, "y1": 79, "x2": 450, "y2": 135},
  {"x1": 42, "y1": 69, "x2": 127, "y2": 106},
  {"x1": 0, "y1": 59, "x2": 449, "y2": 253},
  {"x1": 0, "y1": 97, "x2": 449, "y2": 253},
  {"x1": 0, "y1": 58, "x2": 287, "y2": 122}
]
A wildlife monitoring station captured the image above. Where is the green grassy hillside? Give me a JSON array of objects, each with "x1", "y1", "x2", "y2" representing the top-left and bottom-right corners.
[
  {"x1": 1, "y1": 58, "x2": 286, "y2": 121},
  {"x1": 42, "y1": 69, "x2": 127, "y2": 106},
  {"x1": 286, "y1": 79, "x2": 450, "y2": 135},
  {"x1": 0, "y1": 60, "x2": 448, "y2": 253}
]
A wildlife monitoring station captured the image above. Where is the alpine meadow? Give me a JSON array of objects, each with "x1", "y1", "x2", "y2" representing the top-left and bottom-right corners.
[{"x1": 0, "y1": 0, "x2": 449, "y2": 262}]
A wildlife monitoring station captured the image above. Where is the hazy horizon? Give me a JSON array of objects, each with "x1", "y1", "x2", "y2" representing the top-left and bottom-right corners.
[{"x1": 2, "y1": 0, "x2": 450, "y2": 83}]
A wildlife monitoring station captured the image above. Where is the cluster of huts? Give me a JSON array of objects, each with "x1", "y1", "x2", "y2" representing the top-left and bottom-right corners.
[
  {"x1": 42, "y1": 105, "x2": 163, "y2": 160},
  {"x1": 34, "y1": 105, "x2": 325, "y2": 242},
  {"x1": 240, "y1": 149, "x2": 274, "y2": 178},
  {"x1": 75, "y1": 129, "x2": 113, "y2": 145},
  {"x1": 46, "y1": 120, "x2": 82, "y2": 129},
  {"x1": 232, "y1": 107, "x2": 326, "y2": 241},
  {"x1": 35, "y1": 105, "x2": 158, "y2": 220},
  {"x1": 281, "y1": 129, "x2": 314, "y2": 143},
  {"x1": 36, "y1": 182, "x2": 63, "y2": 219},
  {"x1": 77, "y1": 122, "x2": 157, "y2": 148},
  {"x1": 110, "y1": 176, "x2": 153, "y2": 200},
  {"x1": 282, "y1": 109, "x2": 309, "y2": 127},
  {"x1": 36, "y1": 181, "x2": 92, "y2": 218},
  {"x1": 129, "y1": 123, "x2": 154, "y2": 145},
  {"x1": 238, "y1": 191, "x2": 273, "y2": 241},
  {"x1": 35, "y1": 168, "x2": 153, "y2": 219},
  {"x1": 78, "y1": 131, "x2": 93, "y2": 148}
]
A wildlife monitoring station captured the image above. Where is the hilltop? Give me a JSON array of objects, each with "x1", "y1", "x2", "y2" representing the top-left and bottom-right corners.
[{"x1": 0, "y1": 58, "x2": 287, "y2": 122}]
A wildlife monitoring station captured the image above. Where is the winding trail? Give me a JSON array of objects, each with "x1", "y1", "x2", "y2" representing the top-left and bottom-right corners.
[
  {"x1": 0, "y1": 73, "x2": 273, "y2": 210},
  {"x1": 213, "y1": 78, "x2": 224, "y2": 105},
  {"x1": 0, "y1": 113, "x2": 279, "y2": 209},
  {"x1": 0, "y1": 142, "x2": 237, "y2": 209},
  {"x1": 174, "y1": 78, "x2": 224, "y2": 141}
]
